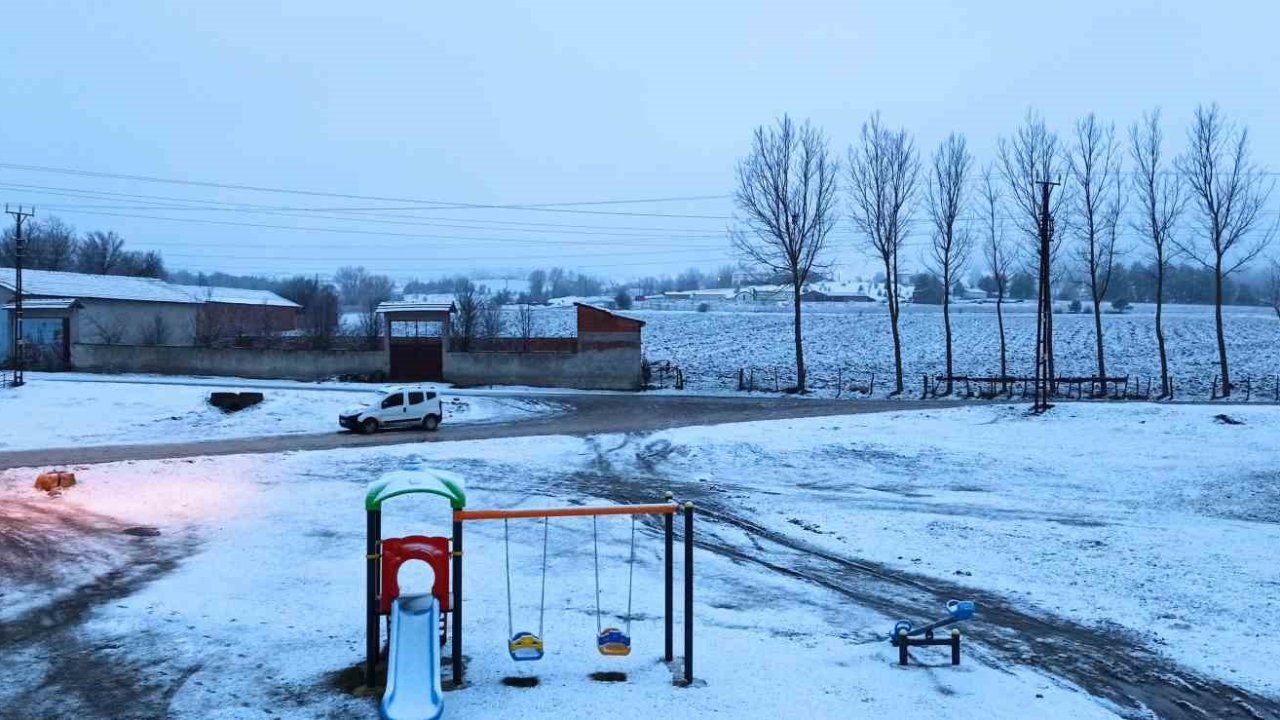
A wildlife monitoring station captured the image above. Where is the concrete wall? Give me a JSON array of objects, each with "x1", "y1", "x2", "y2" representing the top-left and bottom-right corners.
[
  {"x1": 75, "y1": 299, "x2": 199, "y2": 346},
  {"x1": 444, "y1": 346, "x2": 642, "y2": 390},
  {"x1": 72, "y1": 343, "x2": 388, "y2": 380}
]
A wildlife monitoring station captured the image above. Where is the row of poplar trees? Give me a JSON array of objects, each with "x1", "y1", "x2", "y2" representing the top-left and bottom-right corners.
[{"x1": 732, "y1": 106, "x2": 1274, "y2": 398}]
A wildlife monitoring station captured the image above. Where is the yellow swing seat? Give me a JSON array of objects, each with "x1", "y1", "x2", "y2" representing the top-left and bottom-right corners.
[{"x1": 509, "y1": 631, "x2": 545, "y2": 661}]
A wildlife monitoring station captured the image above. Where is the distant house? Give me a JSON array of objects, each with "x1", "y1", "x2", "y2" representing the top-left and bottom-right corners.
[
  {"x1": 661, "y1": 288, "x2": 741, "y2": 303},
  {"x1": 803, "y1": 289, "x2": 876, "y2": 303},
  {"x1": 0, "y1": 268, "x2": 298, "y2": 366},
  {"x1": 471, "y1": 277, "x2": 531, "y2": 296},
  {"x1": 741, "y1": 284, "x2": 795, "y2": 303},
  {"x1": 807, "y1": 281, "x2": 878, "y2": 302}
]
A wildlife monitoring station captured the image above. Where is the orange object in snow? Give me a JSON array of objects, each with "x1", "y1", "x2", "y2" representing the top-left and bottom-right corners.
[{"x1": 34, "y1": 471, "x2": 76, "y2": 492}]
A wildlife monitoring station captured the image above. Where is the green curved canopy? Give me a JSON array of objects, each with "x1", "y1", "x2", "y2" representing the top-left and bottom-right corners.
[{"x1": 366, "y1": 469, "x2": 467, "y2": 511}]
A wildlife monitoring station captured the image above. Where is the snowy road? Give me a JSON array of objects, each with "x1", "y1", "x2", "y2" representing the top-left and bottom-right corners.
[{"x1": 0, "y1": 394, "x2": 945, "y2": 470}]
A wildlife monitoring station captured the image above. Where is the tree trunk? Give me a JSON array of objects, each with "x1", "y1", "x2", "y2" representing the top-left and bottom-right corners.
[
  {"x1": 1215, "y1": 258, "x2": 1230, "y2": 397},
  {"x1": 942, "y1": 268, "x2": 953, "y2": 395},
  {"x1": 996, "y1": 291, "x2": 1007, "y2": 378},
  {"x1": 1045, "y1": 283, "x2": 1055, "y2": 393},
  {"x1": 884, "y1": 259, "x2": 903, "y2": 395},
  {"x1": 1155, "y1": 259, "x2": 1170, "y2": 398},
  {"x1": 792, "y1": 284, "x2": 806, "y2": 393},
  {"x1": 1091, "y1": 292, "x2": 1106, "y2": 389}
]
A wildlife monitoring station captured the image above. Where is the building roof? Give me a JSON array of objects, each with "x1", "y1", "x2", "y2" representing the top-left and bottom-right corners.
[
  {"x1": 0, "y1": 268, "x2": 196, "y2": 304},
  {"x1": 574, "y1": 302, "x2": 645, "y2": 327},
  {"x1": 175, "y1": 284, "x2": 300, "y2": 308},
  {"x1": 0, "y1": 269, "x2": 300, "y2": 309},
  {"x1": 376, "y1": 301, "x2": 455, "y2": 314},
  {"x1": 3, "y1": 297, "x2": 82, "y2": 310}
]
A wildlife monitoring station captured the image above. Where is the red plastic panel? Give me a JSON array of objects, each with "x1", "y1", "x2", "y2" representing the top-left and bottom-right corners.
[{"x1": 380, "y1": 535, "x2": 451, "y2": 615}]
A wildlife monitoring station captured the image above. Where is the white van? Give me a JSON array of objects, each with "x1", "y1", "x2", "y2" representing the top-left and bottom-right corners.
[{"x1": 339, "y1": 387, "x2": 443, "y2": 434}]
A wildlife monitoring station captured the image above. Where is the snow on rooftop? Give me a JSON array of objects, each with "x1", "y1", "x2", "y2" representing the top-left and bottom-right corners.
[
  {"x1": 0, "y1": 268, "x2": 195, "y2": 304},
  {"x1": 0, "y1": 269, "x2": 298, "y2": 308},
  {"x1": 175, "y1": 284, "x2": 300, "y2": 308}
]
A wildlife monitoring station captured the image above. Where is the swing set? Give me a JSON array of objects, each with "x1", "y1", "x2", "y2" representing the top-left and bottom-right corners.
[
  {"x1": 502, "y1": 513, "x2": 642, "y2": 661},
  {"x1": 364, "y1": 470, "x2": 695, "y2": 694}
]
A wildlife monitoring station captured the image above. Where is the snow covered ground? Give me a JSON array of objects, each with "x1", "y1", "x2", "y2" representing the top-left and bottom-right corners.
[
  {"x1": 0, "y1": 376, "x2": 560, "y2": 451},
  {"x1": 3, "y1": 403, "x2": 1276, "y2": 718},
  {"x1": 622, "y1": 302, "x2": 1280, "y2": 398}
]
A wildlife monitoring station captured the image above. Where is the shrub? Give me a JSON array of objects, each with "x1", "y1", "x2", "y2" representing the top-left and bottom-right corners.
[
  {"x1": 1068, "y1": 299, "x2": 1082, "y2": 313},
  {"x1": 1111, "y1": 297, "x2": 1132, "y2": 313},
  {"x1": 696, "y1": 302, "x2": 711, "y2": 313}
]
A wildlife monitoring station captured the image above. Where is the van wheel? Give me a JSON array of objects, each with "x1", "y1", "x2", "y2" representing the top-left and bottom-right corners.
[
  {"x1": 422, "y1": 415, "x2": 440, "y2": 432},
  {"x1": 361, "y1": 418, "x2": 380, "y2": 434}
]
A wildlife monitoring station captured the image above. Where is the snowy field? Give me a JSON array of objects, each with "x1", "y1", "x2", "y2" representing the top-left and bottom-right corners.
[
  {"x1": 523, "y1": 302, "x2": 1280, "y2": 397},
  {"x1": 2, "y1": 403, "x2": 1277, "y2": 718},
  {"x1": 0, "y1": 376, "x2": 559, "y2": 451}
]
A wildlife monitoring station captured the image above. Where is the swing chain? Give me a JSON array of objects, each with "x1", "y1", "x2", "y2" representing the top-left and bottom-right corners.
[
  {"x1": 504, "y1": 519, "x2": 514, "y2": 640},
  {"x1": 593, "y1": 514, "x2": 639, "y2": 636},
  {"x1": 592, "y1": 516, "x2": 602, "y2": 634},
  {"x1": 507, "y1": 517, "x2": 551, "y2": 642},
  {"x1": 538, "y1": 516, "x2": 548, "y2": 638},
  {"x1": 625, "y1": 515, "x2": 636, "y2": 636}
]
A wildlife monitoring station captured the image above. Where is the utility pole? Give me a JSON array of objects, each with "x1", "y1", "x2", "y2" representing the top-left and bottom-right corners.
[
  {"x1": 5, "y1": 205, "x2": 34, "y2": 388},
  {"x1": 1032, "y1": 181, "x2": 1057, "y2": 414}
]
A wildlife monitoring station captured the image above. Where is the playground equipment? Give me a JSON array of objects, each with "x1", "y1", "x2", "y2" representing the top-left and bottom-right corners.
[
  {"x1": 364, "y1": 469, "x2": 696, "y2": 720},
  {"x1": 889, "y1": 599, "x2": 976, "y2": 666},
  {"x1": 503, "y1": 518, "x2": 548, "y2": 662},
  {"x1": 593, "y1": 515, "x2": 635, "y2": 656}
]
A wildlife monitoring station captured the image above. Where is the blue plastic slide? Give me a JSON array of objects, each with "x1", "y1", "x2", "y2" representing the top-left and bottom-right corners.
[{"x1": 381, "y1": 595, "x2": 445, "y2": 720}]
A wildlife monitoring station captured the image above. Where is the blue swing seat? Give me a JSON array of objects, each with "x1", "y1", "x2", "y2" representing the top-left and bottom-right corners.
[
  {"x1": 597, "y1": 627, "x2": 631, "y2": 656},
  {"x1": 509, "y1": 631, "x2": 545, "y2": 662}
]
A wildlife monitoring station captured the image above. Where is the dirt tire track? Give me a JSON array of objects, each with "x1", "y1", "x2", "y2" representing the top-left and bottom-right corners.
[
  {"x1": 0, "y1": 516, "x2": 201, "y2": 720},
  {"x1": 558, "y1": 433, "x2": 1279, "y2": 720}
]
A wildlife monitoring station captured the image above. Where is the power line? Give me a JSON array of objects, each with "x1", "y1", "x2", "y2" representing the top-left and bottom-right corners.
[
  {"x1": 0, "y1": 181, "x2": 739, "y2": 237},
  {"x1": 0, "y1": 162, "x2": 733, "y2": 216},
  {"x1": 23, "y1": 207, "x2": 732, "y2": 248}
]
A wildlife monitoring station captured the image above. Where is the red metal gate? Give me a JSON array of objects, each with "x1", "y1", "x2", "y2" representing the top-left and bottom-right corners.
[{"x1": 389, "y1": 338, "x2": 443, "y2": 381}]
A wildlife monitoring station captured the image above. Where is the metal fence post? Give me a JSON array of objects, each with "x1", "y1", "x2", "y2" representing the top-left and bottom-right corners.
[{"x1": 683, "y1": 501, "x2": 694, "y2": 685}]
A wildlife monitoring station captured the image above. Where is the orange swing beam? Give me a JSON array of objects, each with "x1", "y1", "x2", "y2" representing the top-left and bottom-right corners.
[{"x1": 453, "y1": 503, "x2": 676, "y2": 522}]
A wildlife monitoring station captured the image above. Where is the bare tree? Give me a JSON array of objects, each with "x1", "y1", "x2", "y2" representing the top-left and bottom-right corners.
[
  {"x1": 1268, "y1": 261, "x2": 1280, "y2": 322},
  {"x1": 355, "y1": 273, "x2": 396, "y2": 348},
  {"x1": 138, "y1": 314, "x2": 170, "y2": 346},
  {"x1": 0, "y1": 216, "x2": 78, "y2": 270},
  {"x1": 926, "y1": 133, "x2": 974, "y2": 394},
  {"x1": 334, "y1": 266, "x2": 367, "y2": 307},
  {"x1": 450, "y1": 282, "x2": 482, "y2": 351},
  {"x1": 516, "y1": 303, "x2": 537, "y2": 351},
  {"x1": 979, "y1": 166, "x2": 1015, "y2": 378},
  {"x1": 1175, "y1": 104, "x2": 1276, "y2": 396},
  {"x1": 732, "y1": 115, "x2": 839, "y2": 393},
  {"x1": 76, "y1": 231, "x2": 127, "y2": 274},
  {"x1": 1068, "y1": 113, "x2": 1124, "y2": 385},
  {"x1": 479, "y1": 297, "x2": 505, "y2": 339},
  {"x1": 848, "y1": 113, "x2": 920, "y2": 395},
  {"x1": 998, "y1": 111, "x2": 1066, "y2": 382},
  {"x1": 1129, "y1": 109, "x2": 1184, "y2": 398},
  {"x1": 86, "y1": 315, "x2": 128, "y2": 345}
]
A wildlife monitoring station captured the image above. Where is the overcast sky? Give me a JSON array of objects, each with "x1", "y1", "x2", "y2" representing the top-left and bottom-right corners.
[{"x1": 1, "y1": 1, "x2": 1277, "y2": 282}]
